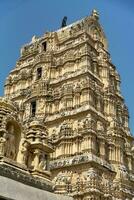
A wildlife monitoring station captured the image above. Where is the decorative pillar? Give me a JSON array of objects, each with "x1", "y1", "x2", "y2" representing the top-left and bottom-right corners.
[
  {"x1": 99, "y1": 137, "x2": 106, "y2": 159},
  {"x1": 108, "y1": 143, "x2": 114, "y2": 162}
]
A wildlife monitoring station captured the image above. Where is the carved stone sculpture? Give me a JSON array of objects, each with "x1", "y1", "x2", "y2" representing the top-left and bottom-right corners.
[
  {"x1": 0, "y1": 133, "x2": 7, "y2": 156},
  {"x1": 38, "y1": 154, "x2": 47, "y2": 171},
  {"x1": 17, "y1": 139, "x2": 29, "y2": 165}
]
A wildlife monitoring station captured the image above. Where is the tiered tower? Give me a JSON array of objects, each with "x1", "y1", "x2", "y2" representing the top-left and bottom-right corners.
[{"x1": 1, "y1": 10, "x2": 134, "y2": 200}]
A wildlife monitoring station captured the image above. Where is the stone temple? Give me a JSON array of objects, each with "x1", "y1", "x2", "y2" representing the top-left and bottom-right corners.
[{"x1": 0, "y1": 9, "x2": 134, "y2": 200}]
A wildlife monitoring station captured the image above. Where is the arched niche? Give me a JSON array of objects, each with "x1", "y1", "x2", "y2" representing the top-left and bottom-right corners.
[
  {"x1": 6, "y1": 120, "x2": 21, "y2": 161},
  {"x1": 91, "y1": 26, "x2": 101, "y2": 41},
  {"x1": 89, "y1": 24, "x2": 108, "y2": 50}
]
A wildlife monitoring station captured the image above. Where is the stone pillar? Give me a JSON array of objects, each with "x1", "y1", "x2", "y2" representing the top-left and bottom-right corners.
[
  {"x1": 101, "y1": 66, "x2": 109, "y2": 87},
  {"x1": 73, "y1": 141, "x2": 77, "y2": 155},
  {"x1": 108, "y1": 143, "x2": 114, "y2": 162},
  {"x1": 91, "y1": 133, "x2": 97, "y2": 154},
  {"x1": 81, "y1": 89, "x2": 89, "y2": 105},
  {"x1": 67, "y1": 97, "x2": 73, "y2": 110},
  {"x1": 81, "y1": 138, "x2": 85, "y2": 152},
  {"x1": 74, "y1": 93, "x2": 80, "y2": 108},
  {"x1": 82, "y1": 135, "x2": 96, "y2": 154},
  {"x1": 99, "y1": 137, "x2": 106, "y2": 159}
]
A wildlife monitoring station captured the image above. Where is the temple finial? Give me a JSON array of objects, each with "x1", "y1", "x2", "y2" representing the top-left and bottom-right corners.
[{"x1": 91, "y1": 9, "x2": 99, "y2": 20}]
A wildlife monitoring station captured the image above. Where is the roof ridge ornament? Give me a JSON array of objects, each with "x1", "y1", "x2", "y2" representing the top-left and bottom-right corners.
[{"x1": 91, "y1": 9, "x2": 99, "y2": 20}]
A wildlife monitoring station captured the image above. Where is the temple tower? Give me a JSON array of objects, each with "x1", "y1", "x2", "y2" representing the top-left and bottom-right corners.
[{"x1": 3, "y1": 10, "x2": 134, "y2": 200}]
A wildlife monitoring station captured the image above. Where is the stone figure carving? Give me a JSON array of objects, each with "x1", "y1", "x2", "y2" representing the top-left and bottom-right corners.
[
  {"x1": 54, "y1": 171, "x2": 72, "y2": 186},
  {"x1": 7, "y1": 125, "x2": 16, "y2": 160},
  {"x1": 61, "y1": 16, "x2": 67, "y2": 28},
  {"x1": 84, "y1": 168, "x2": 101, "y2": 190},
  {"x1": 38, "y1": 154, "x2": 47, "y2": 171},
  {"x1": 18, "y1": 139, "x2": 29, "y2": 165},
  {"x1": 84, "y1": 114, "x2": 92, "y2": 129},
  {"x1": 0, "y1": 133, "x2": 7, "y2": 156},
  {"x1": 118, "y1": 165, "x2": 129, "y2": 181},
  {"x1": 30, "y1": 149, "x2": 40, "y2": 170},
  {"x1": 9, "y1": 135, "x2": 16, "y2": 159},
  {"x1": 97, "y1": 121, "x2": 104, "y2": 132},
  {"x1": 93, "y1": 28, "x2": 100, "y2": 41}
]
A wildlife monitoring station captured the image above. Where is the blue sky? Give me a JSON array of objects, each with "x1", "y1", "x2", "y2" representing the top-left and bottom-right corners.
[{"x1": 0, "y1": 0, "x2": 134, "y2": 133}]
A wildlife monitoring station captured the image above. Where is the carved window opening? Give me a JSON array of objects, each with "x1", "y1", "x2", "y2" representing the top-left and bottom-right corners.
[
  {"x1": 42, "y1": 41, "x2": 47, "y2": 51},
  {"x1": 37, "y1": 67, "x2": 42, "y2": 80},
  {"x1": 31, "y1": 101, "x2": 36, "y2": 117}
]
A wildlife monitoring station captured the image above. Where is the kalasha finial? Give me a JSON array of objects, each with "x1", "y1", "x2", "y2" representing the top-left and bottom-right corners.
[{"x1": 91, "y1": 9, "x2": 99, "y2": 20}]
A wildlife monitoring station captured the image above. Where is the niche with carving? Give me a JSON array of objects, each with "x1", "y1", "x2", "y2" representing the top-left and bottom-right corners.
[{"x1": 5, "y1": 120, "x2": 21, "y2": 161}]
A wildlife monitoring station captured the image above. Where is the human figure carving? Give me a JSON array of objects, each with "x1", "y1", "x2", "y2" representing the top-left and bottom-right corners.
[
  {"x1": 7, "y1": 125, "x2": 16, "y2": 160},
  {"x1": 0, "y1": 133, "x2": 7, "y2": 156},
  {"x1": 84, "y1": 114, "x2": 92, "y2": 129},
  {"x1": 38, "y1": 154, "x2": 47, "y2": 170},
  {"x1": 18, "y1": 139, "x2": 29, "y2": 165},
  {"x1": 97, "y1": 121, "x2": 104, "y2": 132}
]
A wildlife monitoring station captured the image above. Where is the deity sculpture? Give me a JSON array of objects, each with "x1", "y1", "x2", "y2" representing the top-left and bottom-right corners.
[
  {"x1": 97, "y1": 121, "x2": 104, "y2": 133},
  {"x1": 6, "y1": 125, "x2": 16, "y2": 160},
  {"x1": 83, "y1": 114, "x2": 92, "y2": 129},
  {"x1": 38, "y1": 153, "x2": 47, "y2": 171},
  {"x1": 0, "y1": 133, "x2": 7, "y2": 156},
  {"x1": 17, "y1": 139, "x2": 29, "y2": 165}
]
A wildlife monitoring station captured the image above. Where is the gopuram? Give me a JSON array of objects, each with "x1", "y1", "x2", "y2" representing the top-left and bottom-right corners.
[{"x1": 0, "y1": 10, "x2": 134, "y2": 200}]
